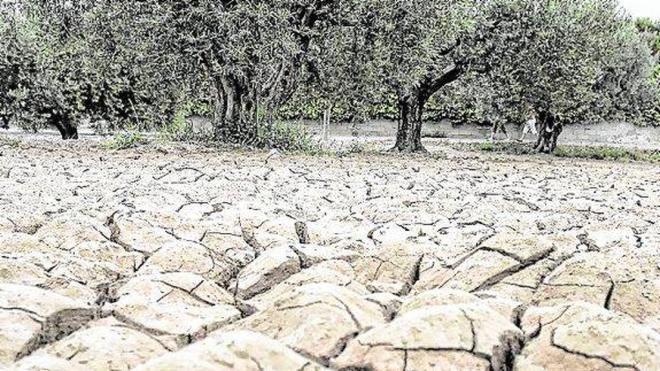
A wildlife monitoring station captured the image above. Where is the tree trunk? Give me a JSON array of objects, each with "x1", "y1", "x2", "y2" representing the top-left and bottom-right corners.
[
  {"x1": 392, "y1": 94, "x2": 426, "y2": 153},
  {"x1": 213, "y1": 76, "x2": 258, "y2": 144},
  {"x1": 51, "y1": 114, "x2": 78, "y2": 140},
  {"x1": 535, "y1": 112, "x2": 562, "y2": 153},
  {"x1": 222, "y1": 78, "x2": 242, "y2": 138},
  {"x1": 390, "y1": 64, "x2": 462, "y2": 153}
]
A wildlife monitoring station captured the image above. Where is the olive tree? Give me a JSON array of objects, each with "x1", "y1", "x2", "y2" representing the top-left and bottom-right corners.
[
  {"x1": 3, "y1": 0, "x2": 655, "y2": 149},
  {"x1": 0, "y1": 8, "x2": 15, "y2": 129},
  {"x1": 0, "y1": 0, "x2": 86, "y2": 138},
  {"x1": 354, "y1": 0, "x2": 477, "y2": 152},
  {"x1": 0, "y1": 0, "x2": 181, "y2": 138},
  {"x1": 635, "y1": 17, "x2": 660, "y2": 123},
  {"x1": 76, "y1": 1, "x2": 190, "y2": 131},
  {"x1": 281, "y1": 0, "x2": 388, "y2": 138},
  {"x1": 117, "y1": 0, "x2": 345, "y2": 144},
  {"x1": 482, "y1": 0, "x2": 657, "y2": 152},
  {"x1": 352, "y1": 0, "x2": 526, "y2": 152}
]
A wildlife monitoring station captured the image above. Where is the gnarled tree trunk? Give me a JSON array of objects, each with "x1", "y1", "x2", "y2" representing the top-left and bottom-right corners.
[
  {"x1": 50, "y1": 113, "x2": 78, "y2": 140},
  {"x1": 391, "y1": 64, "x2": 462, "y2": 153},
  {"x1": 392, "y1": 94, "x2": 426, "y2": 153},
  {"x1": 535, "y1": 111, "x2": 562, "y2": 153},
  {"x1": 212, "y1": 76, "x2": 258, "y2": 144}
]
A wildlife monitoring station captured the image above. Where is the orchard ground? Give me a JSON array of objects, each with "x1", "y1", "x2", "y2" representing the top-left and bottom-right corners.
[{"x1": 0, "y1": 131, "x2": 658, "y2": 370}]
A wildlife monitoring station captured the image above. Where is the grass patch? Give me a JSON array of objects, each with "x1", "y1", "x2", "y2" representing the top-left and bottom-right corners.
[
  {"x1": 254, "y1": 122, "x2": 322, "y2": 153},
  {"x1": 102, "y1": 131, "x2": 146, "y2": 150},
  {"x1": 469, "y1": 141, "x2": 659, "y2": 163},
  {"x1": 158, "y1": 118, "x2": 323, "y2": 154},
  {"x1": 472, "y1": 142, "x2": 538, "y2": 155},
  {"x1": 158, "y1": 113, "x2": 195, "y2": 142},
  {"x1": 423, "y1": 130, "x2": 448, "y2": 139},
  {"x1": 340, "y1": 141, "x2": 366, "y2": 155},
  {"x1": 478, "y1": 142, "x2": 495, "y2": 152},
  {"x1": 0, "y1": 136, "x2": 21, "y2": 148},
  {"x1": 554, "y1": 146, "x2": 660, "y2": 162},
  {"x1": 158, "y1": 100, "x2": 214, "y2": 143}
]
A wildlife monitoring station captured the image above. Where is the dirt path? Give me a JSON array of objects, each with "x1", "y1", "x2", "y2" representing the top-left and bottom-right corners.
[
  {"x1": 308, "y1": 119, "x2": 660, "y2": 150},
  {"x1": 4, "y1": 118, "x2": 659, "y2": 151},
  {"x1": 0, "y1": 136, "x2": 658, "y2": 370}
]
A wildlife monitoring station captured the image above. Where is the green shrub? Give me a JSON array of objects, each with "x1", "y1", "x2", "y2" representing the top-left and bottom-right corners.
[
  {"x1": 474, "y1": 142, "x2": 538, "y2": 155},
  {"x1": 423, "y1": 130, "x2": 448, "y2": 139},
  {"x1": 0, "y1": 136, "x2": 21, "y2": 148},
  {"x1": 478, "y1": 142, "x2": 495, "y2": 152},
  {"x1": 159, "y1": 101, "x2": 213, "y2": 142},
  {"x1": 159, "y1": 111, "x2": 194, "y2": 142},
  {"x1": 337, "y1": 141, "x2": 366, "y2": 155},
  {"x1": 254, "y1": 122, "x2": 320, "y2": 153},
  {"x1": 554, "y1": 146, "x2": 660, "y2": 162},
  {"x1": 102, "y1": 131, "x2": 146, "y2": 150},
  {"x1": 472, "y1": 141, "x2": 660, "y2": 163}
]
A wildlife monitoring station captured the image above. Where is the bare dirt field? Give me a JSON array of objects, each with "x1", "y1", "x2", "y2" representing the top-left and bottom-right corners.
[{"x1": 0, "y1": 135, "x2": 658, "y2": 370}]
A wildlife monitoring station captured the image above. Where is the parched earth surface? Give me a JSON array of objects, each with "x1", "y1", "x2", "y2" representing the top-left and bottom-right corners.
[{"x1": 0, "y1": 136, "x2": 658, "y2": 370}]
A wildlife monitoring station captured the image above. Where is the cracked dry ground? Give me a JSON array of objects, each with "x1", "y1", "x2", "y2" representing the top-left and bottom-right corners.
[{"x1": 0, "y1": 140, "x2": 658, "y2": 371}]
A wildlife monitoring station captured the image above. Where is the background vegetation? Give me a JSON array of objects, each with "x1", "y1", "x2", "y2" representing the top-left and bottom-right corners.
[{"x1": 0, "y1": 0, "x2": 658, "y2": 153}]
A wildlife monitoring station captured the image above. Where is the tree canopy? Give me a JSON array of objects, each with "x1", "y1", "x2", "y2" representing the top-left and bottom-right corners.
[
  {"x1": 437, "y1": 0, "x2": 659, "y2": 152},
  {"x1": 0, "y1": 0, "x2": 657, "y2": 150}
]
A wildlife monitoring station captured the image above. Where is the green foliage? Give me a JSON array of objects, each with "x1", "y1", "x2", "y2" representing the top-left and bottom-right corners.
[
  {"x1": 635, "y1": 17, "x2": 660, "y2": 124},
  {"x1": 0, "y1": 136, "x2": 22, "y2": 149},
  {"x1": 554, "y1": 146, "x2": 660, "y2": 162},
  {"x1": 0, "y1": 1, "x2": 187, "y2": 138},
  {"x1": 1, "y1": 0, "x2": 657, "y2": 150},
  {"x1": 636, "y1": 18, "x2": 660, "y2": 56},
  {"x1": 102, "y1": 131, "x2": 146, "y2": 150},
  {"x1": 159, "y1": 112, "x2": 194, "y2": 142},
  {"x1": 129, "y1": 0, "x2": 346, "y2": 143},
  {"x1": 423, "y1": 130, "x2": 448, "y2": 139},
  {"x1": 432, "y1": 0, "x2": 659, "y2": 153},
  {"x1": 159, "y1": 101, "x2": 213, "y2": 142},
  {"x1": 254, "y1": 122, "x2": 321, "y2": 153},
  {"x1": 0, "y1": 7, "x2": 83, "y2": 134},
  {"x1": 478, "y1": 142, "x2": 495, "y2": 152},
  {"x1": 343, "y1": 141, "x2": 366, "y2": 154},
  {"x1": 474, "y1": 142, "x2": 537, "y2": 155},
  {"x1": 364, "y1": 0, "x2": 478, "y2": 95},
  {"x1": 473, "y1": 141, "x2": 660, "y2": 162}
]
